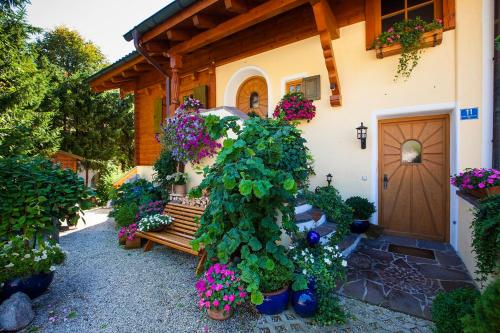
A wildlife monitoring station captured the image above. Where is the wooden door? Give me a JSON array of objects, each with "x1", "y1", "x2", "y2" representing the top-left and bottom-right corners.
[
  {"x1": 379, "y1": 115, "x2": 450, "y2": 241},
  {"x1": 236, "y1": 76, "x2": 268, "y2": 117}
]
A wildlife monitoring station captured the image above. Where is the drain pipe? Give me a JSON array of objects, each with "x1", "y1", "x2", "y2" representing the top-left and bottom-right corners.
[{"x1": 132, "y1": 29, "x2": 171, "y2": 117}]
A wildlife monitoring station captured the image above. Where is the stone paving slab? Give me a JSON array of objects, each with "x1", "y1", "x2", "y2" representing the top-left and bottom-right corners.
[
  {"x1": 337, "y1": 235, "x2": 476, "y2": 319},
  {"x1": 255, "y1": 296, "x2": 434, "y2": 333}
]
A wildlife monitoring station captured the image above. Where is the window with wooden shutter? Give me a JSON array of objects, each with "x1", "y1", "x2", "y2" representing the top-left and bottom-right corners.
[
  {"x1": 285, "y1": 79, "x2": 303, "y2": 94},
  {"x1": 365, "y1": 0, "x2": 454, "y2": 50},
  {"x1": 302, "y1": 75, "x2": 321, "y2": 101},
  {"x1": 192, "y1": 85, "x2": 208, "y2": 108}
]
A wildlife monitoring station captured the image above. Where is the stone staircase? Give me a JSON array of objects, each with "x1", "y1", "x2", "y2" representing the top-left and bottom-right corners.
[{"x1": 294, "y1": 200, "x2": 362, "y2": 257}]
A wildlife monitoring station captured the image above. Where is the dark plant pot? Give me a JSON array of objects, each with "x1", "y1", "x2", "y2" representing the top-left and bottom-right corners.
[
  {"x1": 256, "y1": 286, "x2": 290, "y2": 315},
  {"x1": 292, "y1": 287, "x2": 318, "y2": 318},
  {"x1": 350, "y1": 219, "x2": 369, "y2": 234},
  {"x1": 1, "y1": 271, "x2": 54, "y2": 301}
]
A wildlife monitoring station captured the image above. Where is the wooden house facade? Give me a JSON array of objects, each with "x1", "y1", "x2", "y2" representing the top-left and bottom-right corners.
[{"x1": 89, "y1": 0, "x2": 496, "y2": 280}]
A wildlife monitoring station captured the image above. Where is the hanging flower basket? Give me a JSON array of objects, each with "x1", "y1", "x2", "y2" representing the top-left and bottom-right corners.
[
  {"x1": 273, "y1": 92, "x2": 316, "y2": 122},
  {"x1": 375, "y1": 29, "x2": 443, "y2": 59},
  {"x1": 450, "y1": 168, "x2": 500, "y2": 199}
]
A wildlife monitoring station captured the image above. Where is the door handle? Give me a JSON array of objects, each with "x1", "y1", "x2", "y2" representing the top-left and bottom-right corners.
[{"x1": 383, "y1": 174, "x2": 389, "y2": 189}]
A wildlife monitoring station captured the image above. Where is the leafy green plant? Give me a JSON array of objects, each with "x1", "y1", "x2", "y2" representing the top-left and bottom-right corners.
[
  {"x1": 190, "y1": 116, "x2": 312, "y2": 304},
  {"x1": 94, "y1": 162, "x2": 123, "y2": 205},
  {"x1": 303, "y1": 186, "x2": 353, "y2": 244},
  {"x1": 259, "y1": 260, "x2": 293, "y2": 293},
  {"x1": 110, "y1": 179, "x2": 161, "y2": 216},
  {"x1": 0, "y1": 156, "x2": 93, "y2": 242},
  {"x1": 0, "y1": 236, "x2": 66, "y2": 283},
  {"x1": 113, "y1": 203, "x2": 138, "y2": 228},
  {"x1": 166, "y1": 172, "x2": 188, "y2": 185},
  {"x1": 431, "y1": 288, "x2": 480, "y2": 333},
  {"x1": 291, "y1": 239, "x2": 348, "y2": 326},
  {"x1": 345, "y1": 196, "x2": 376, "y2": 220},
  {"x1": 463, "y1": 279, "x2": 500, "y2": 333},
  {"x1": 153, "y1": 150, "x2": 177, "y2": 200},
  {"x1": 373, "y1": 17, "x2": 443, "y2": 79},
  {"x1": 470, "y1": 195, "x2": 500, "y2": 283}
]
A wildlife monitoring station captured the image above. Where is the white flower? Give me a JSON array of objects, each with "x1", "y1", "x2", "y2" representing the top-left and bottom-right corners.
[
  {"x1": 41, "y1": 253, "x2": 48, "y2": 260},
  {"x1": 342, "y1": 260, "x2": 348, "y2": 267},
  {"x1": 302, "y1": 269, "x2": 307, "y2": 275},
  {"x1": 24, "y1": 254, "x2": 30, "y2": 259},
  {"x1": 301, "y1": 250, "x2": 305, "y2": 256},
  {"x1": 34, "y1": 256, "x2": 41, "y2": 262},
  {"x1": 335, "y1": 246, "x2": 339, "y2": 250},
  {"x1": 49, "y1": 266, "x2": 56, "y2": 272},
  {"x1": 325, "y1": 258, "x2": 332, "y2": 265},
  {"x1": 4, "y1": 263, "x2": 14, "y2": 268},
  {"x1": 310, "y1": 258, "x2": 314, "y2": 263},
  {"x1": 12, "y1": 252, "x2": 19, "y2": 257}
]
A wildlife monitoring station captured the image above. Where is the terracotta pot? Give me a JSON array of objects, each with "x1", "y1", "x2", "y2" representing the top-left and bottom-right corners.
[
  {"x1": 207, "y1": 308, "x2": 231, "y2": 320},
  {"x1": 125, "y1": 238, "x2": 141, "y2": 249},
  {"x1": 118, "y1": 236, "x2": 126, "y2": 245},
  {"x1": 468, "y1": 186, "x2": 500, "y2": 199},
  {"x1": 174, "y1": 184, "x2": 187, "y2": 196}
]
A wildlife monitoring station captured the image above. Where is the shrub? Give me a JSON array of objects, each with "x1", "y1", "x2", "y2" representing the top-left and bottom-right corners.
[
  {"x1": 345, "y1": 196, "x2": 376, "y2": 220},
  {"x1": 304, "y1": 186, "x2": 353, "y2": 244},
  {"x1": 113, "y1": 203, "x2": 138, "y2": 228},
  {"x1": 190, "y1": 116, "x2": 312, "y2": 304},
  {"x1": 153, "y1": 149, "x2": 177, "y2": 200},
  {"x1": 110, "y1": 178, "x2": 161, "y2": 216},
  {"x1": 0, "y1": 236, "x2": 66, "y2": 283},
  {"x1": 463, "y1": 279, "x2": 500, "y2": 333},
  {"x1": 0, "y1": 156, "x2": 93, "y2": 242},
  {"x1": 470, "y1": 195, "x2": 500, "y2": 282},
  {"x1": 259, "y1": 260, "x2": 294, "y2": 293},
  {"x1": 431, "y1": 288, "x2": 480, "y2": 333},
  {"x1": 95, "y1": 162, "x2": 123, "y2": 205}
]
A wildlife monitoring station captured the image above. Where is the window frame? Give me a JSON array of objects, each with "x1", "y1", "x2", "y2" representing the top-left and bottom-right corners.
[
  {"x1": 365, "y1": 0, "x2": 455, "y2": 50},
  {"x1": 285, "y1": 79, "x2": 303, "y2": 94}
]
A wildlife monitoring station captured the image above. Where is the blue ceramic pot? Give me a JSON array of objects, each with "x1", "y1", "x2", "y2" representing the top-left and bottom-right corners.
[
  {"x1": 255, "y1": 286, "x2": 290, "y2": 315},
  {"x1": 0, "y1": 271, "x2": 54, "y2": 301},
  {"x1": 292, "y1": 287, "x2": 318, "y2": 318},
  {"x1": 306, "y1": 230, "x2": 321, "y2": 246}
]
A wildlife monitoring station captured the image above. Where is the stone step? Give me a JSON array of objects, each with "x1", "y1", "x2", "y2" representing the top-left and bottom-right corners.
[
  {"x1": 295, "y1": 208, "x2": 326, "y2": 231},
  {"x1": 294, "y1": 203, "x2": 312, "y2": 215}
]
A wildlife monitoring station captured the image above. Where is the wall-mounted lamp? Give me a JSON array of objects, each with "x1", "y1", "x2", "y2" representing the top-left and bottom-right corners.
[
  {"x1": 326, "y1": 173, "x2": 333, "y2": 186},
  {"x1": 356, "y1": 122, "x2": 368, "y2": 149}
]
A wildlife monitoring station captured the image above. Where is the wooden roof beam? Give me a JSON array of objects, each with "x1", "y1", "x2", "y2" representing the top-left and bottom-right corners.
[
  {"x1": 111, "y1": 76, "x2": 135, "y2": 84},
  {"x1": 310, "y1": 0, "x2": 341, "y2": 106},
  {"x1": 133, "y1": 63, "x2": 152, "y2": 72},
  {"x1": 121, "y1": 70, "x2": 139, "y2": 78},
  {"x1": 224, "y1": 0, "x2": 247, "y2": 13},
  {"x1": 145, "y1": 41, "x2": 169, "y2": 53},
  {"x1": 166, "y1": 29, "x2": 194, "y2": 41},
  {"x1": 142, "y1": 0, "x2": 220, "y2": 43},
  {"x1": 169, "y1": 0, "x2": 307, "y2": 55},
  {"x1": 193, "y1": 14, "x2": 217, "y2": 29}
]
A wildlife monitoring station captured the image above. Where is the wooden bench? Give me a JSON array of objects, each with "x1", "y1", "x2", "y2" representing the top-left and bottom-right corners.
[{"x1": 136, "y1": 202, "x2": 207, "y2": 275}]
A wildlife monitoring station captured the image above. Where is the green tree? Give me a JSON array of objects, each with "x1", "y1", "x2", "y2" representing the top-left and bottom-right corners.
[{"x1": 0, "y1": 3, "x2": 60, "y2": 157}]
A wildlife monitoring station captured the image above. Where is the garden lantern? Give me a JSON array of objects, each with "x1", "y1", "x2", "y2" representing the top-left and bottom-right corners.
[
  {"x1": 326, "y1": 173, "x2": 332, "y2": 186},
  {"x1": 356, "y1": 122, "x2": 368, "y2": 149}
]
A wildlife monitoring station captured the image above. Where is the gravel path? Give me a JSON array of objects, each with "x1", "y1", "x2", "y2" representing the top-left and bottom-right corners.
[{"x1": 20, "y1": 208, "x2": 434, "y2": 333}]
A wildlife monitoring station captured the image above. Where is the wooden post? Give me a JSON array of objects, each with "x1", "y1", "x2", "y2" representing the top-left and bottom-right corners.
[
  {"x1": 208, "y1": 61, "x2": 216, "y2": 108},
  {"x1": 170, "y1": 54, "x2": 183, "y2": 114}
]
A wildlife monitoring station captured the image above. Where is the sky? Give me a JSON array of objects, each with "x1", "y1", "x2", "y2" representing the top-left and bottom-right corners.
[{"x1": 27, "y1": 0, "x2": 172, "y2": 63}]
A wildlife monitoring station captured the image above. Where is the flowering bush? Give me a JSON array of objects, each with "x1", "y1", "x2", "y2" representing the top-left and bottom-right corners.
[
  {"x1": 118, "y1": 223, "x2": 138, "y2": 241},
  {"x1": 273, "y1": 92, "x2": 316, "y2": 121},
  {"x1": 1, "y1": 236, "x2": 66, "y2": 284},
  {"x1": 450, "y1": 168, "x2": 500, "y2": 191},
  {"x1": 137, "y1": 214, "x2": 173, "y2": 232},
  {"x1": 180, "y1": 96, "x2": 204, "y2": 111},
  {"x1": 373, "y1": 17, "x2": 443, "y2": 79},
  {"x1": 196, "y1": 263, "x2": 248, "y2": 315},
  {"x1": 136, "y1": 200, "x2": 165, "y2": 221},
  {"x1": 160, "y1": 110, "x2": 221, "y2": 164},
  {"x1": 290, "y1": 240, "x2": 347, "y2": 326}
]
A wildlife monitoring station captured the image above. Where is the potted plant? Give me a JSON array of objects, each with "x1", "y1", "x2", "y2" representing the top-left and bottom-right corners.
[
  {"x1": 180, "y1": 96, "x2": 204, "y2": 112},
  {"x1": 290, "y1": 240, "x2": 347, "y2": 323},
  {"x1": 451, "y1": 168, "x2": 500, "y2": 199},
  {"x1": 196, "y1": 263, "x2": 248, "y2": 320},
  {"x1": 0, "y1": 236, "x2": 65, "y2": 301},
  {"x1": 255, "y1": 261, "x2": 293, "y2": 315},
  {"x1": 137, "y1": 214, "x2": 173, "y2": 232},
  {"x1": 119, "y1": 224, "x2": 140, "y2": 249},
  {"x1": 345, "y1": 196, "x2": 376, "y2": 233},
  {"x1": 166, "y1": 172, "x2": 188, "y2": 196},
  {"x1": 273, "y1": 92, "x2": 316, "y2": 122},
  {"x1": 372, "y1": 17, "x2": 443, "y2": 79}
]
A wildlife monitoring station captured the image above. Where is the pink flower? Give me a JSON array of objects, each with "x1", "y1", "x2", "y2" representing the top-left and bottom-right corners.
[
  {"x1": 212, "y1": 299, "x2": 219, "y2": 308},
  {"x1": 205, "y1": 301, "x2": 211, "y2": 309},
  {"x1": 228, "y1": 294, "x2": 235, "y2": 303},
  {"x1": 205, "y1": 290, "x2": 212, "y2": 297},
  {"x1": 196, "y1": 280, "x2": 206, "y2": 292},
  {"x1": 239, "y1": 292, "x2": 247, "y2": 298},
  {"x1": 224, "y1": 304, "x2": 231, "y2": 313},
  {"x1": 478, "y1": 182, "x2": 485, "y2": 189},
  {"x1": 223, "y1": 295, "x2": 229, "y2": 301}
]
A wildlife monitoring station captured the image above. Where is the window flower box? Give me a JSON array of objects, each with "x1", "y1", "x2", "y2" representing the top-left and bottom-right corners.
[{"x1": 375, "y1": 28, "x2": 443, "y2": 59}]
